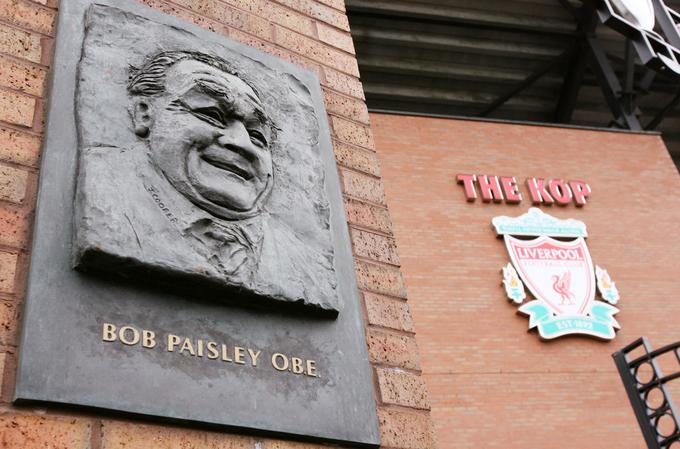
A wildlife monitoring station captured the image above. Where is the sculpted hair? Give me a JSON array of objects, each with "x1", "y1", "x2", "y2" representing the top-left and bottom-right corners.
[
  {"x1": 128, "y1": 50, "x2": 277, "y2": 138},
  {"x1": 129, "y1": 50, "x2": 252, "y2": 97}
]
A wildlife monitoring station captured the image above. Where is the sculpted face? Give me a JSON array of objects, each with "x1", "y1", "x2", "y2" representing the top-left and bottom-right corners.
[{"x1": 139, "y1": 59, "x2": 273, "y2": 219}]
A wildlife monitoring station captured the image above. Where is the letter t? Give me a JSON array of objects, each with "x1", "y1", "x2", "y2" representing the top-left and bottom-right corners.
[{"x1": 456, "y1": 174, "x2": 478, "y2": 202}]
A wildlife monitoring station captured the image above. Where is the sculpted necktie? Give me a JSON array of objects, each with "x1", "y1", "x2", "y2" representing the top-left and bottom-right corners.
[{"x1": 186, "y1": 218, "x2": 263, "y2": 280}]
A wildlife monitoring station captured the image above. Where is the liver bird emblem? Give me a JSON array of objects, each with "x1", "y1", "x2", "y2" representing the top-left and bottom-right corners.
[
  {"x1": 552, "y1": 271, "x2": 574, "y2": 305},
  {"x1": 494, "y1": 209, "x2": 622, "y2": 340}
]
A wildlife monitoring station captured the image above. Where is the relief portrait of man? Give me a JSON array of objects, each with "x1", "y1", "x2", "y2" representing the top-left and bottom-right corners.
[{"x1": 73, "y1": 49, "x2": 339, "y2": 314}]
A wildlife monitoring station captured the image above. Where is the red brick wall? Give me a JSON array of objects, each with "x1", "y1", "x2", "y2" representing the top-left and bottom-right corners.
[
  {"x1": 371, "y1": 112, "x2": 680, "y2": 449},
  {"x1": 0, "y1": 1, "x2": 436, "y2": 448}
]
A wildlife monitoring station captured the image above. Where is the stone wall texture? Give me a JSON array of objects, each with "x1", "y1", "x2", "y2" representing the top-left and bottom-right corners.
[
  {"x1": 371, "y1": 112, "x2": 680, "y2": 449},
  {"x1": 0, "y1": 1, "x2": 436, "y2": 448}
]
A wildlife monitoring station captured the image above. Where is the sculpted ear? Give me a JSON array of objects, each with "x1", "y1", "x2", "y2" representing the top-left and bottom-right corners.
[{"x1": 132, "y1": 98, "x2": 152, "y2": 138}]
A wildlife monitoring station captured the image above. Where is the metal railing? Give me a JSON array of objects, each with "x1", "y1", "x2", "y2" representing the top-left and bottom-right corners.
[{"x1": 613, "y1": 337, "x2": 680, "y2": 449}]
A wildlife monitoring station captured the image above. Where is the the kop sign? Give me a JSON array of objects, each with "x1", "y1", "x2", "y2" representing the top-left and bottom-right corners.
[{"x1": 596, "y1": 0, "x2": 680, "y2": 75}]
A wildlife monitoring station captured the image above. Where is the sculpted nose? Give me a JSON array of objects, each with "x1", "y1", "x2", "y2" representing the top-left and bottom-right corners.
[{"x1": 217, "y1": 121, "x2": 256, "y2": 161}]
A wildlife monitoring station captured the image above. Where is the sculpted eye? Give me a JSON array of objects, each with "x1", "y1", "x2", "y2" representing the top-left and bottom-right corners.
[
  {"x1": 248, "y1": 129, "x2": 268, "y2": 147},
  {"x1": 193, "y1": 107, "x2": 225, "y2": 126}
]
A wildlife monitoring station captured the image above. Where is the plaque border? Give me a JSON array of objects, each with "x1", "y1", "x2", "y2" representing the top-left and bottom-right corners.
[{"x1": 13, "y1": 1, "x2": 380, "y2": 447}]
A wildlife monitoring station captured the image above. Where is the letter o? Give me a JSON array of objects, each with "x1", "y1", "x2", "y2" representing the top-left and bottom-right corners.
[
  {"x1": 271, "y1": 353, "x2": 289, "y2": 371},
  {"x1": 549, "y1": 180, "x2": 572, "y2": 205},
  {"x1": 119, "y1": 326, "x2": 140, "y2": 346}
]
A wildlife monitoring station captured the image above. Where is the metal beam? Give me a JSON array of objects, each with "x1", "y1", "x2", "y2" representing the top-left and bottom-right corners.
[
  {"x1": 638, "y1": 69, "x2": 657, "y2": 93},
  {"x1": 356, "y1": 56, "x2": 563, "y2": 85},
  {"x1": 555, "y1": 41, "x2": 589, "y2": 122},
  {"x1": 479, "y1": 49, "x2": 571, "y2": 117},
  {"x1": 347, "y1": 0, "x2": 577, "y2": 36},
  {"x1": 556, "y1": 0, "x2": 580, "y2": 19},
  {"x1": 350, "y1": 28, "x2": 563, "y2": 60},
  {"x1": 623, "y1": 39, "x2": 636, "y2": 114},
  {"x1": 554, "y1": 4, "x2": 597, "y2": 123},
  {"x1": 645, "y1": 88, "x2": 680, "y2": 129},
  {"x1": 585, "y1": 36, "x2": 643, "y2": 129},
  {"x1": 364, "y1": 82, "x2": 553, "y2": 110},
  {"x1": 652, "y1": 0, "x2": 680, "y2": 48}
]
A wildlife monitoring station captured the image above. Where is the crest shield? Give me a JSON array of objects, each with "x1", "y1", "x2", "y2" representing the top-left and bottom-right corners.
[
  {"x1": 493, "y1": 208, "x2": 621, "y2": 340},
  {"x1": 505, "y1": 235, "x2": 595, "y2": 316}
]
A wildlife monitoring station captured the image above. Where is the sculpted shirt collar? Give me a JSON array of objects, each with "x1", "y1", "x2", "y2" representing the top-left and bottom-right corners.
[{"x1": 135, "y1": 145, "x2": 264, "y2": 279}]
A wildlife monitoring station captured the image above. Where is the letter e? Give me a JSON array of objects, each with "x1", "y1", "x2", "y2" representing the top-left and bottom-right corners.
[
  {"x1": 500, "y1": 176, "x2": 522, "y2": 203},
  {"x1": 306, "y1": 360, "x2": 317, "y2": 377}
]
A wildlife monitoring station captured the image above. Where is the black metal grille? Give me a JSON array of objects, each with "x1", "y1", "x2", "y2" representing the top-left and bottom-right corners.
[{"x1": 613, "y1": 337, "x2": 680, "y2": 449}]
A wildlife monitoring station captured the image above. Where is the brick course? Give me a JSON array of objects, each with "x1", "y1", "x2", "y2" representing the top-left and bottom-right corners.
[
  {"x1": 0, "y1": 126, "x2": 41, "y2": 167},
  {"x1": 343, "y1": 197, "x2": 393, "y2": 234},
  {"x1": 0, "y1": 23, "x2": 42, "y2": 63},
  {"x1": 377, "y1": 408, "x2": 436, "y2": 449},
  {"x1": 0, "y1": 414, "x2": 91, "y2": 448},
  {"x1": 364, "y1": 292, "x2": 415, "y2": 333},
  {"x1": 355, "y1": 259, "x2": 408, "y2": 298},
  {"x1": 333, "y1": 139, "x2": 382, "y2": 176},
  {"x1": 0, "y1": 164, "x2": 28, "y2": 203},
  {"x1": 0, "y1": 54, "x2": 47, "y2": 96},
  {"x1": 0, "y1": 299, "x2": 15, "y2": 343},
  {"x1": 377, "y1": 367, "x2": 431, "y2": 409},
  {"x1": 351, "y1": 227, "x2": 400, "y2": 266},
  {"x1": 372, "y1": 112, "x2": 680, "y2": 449},
  {"x1": 340, "y1": 168, "x2": 387, "y2": 205},
  {"x1": 0, "y1": 206, "x2": 31, "y2": 248},
  {"x1": 101, "y1": 421, "x2": 257, "y2": 449},
  {"x1": 0, "y1": 89, "x2": 36, "y2": 127},
  {"x1": 368, "y1": 328, "x2": 421, "y2": 371},
  {"x1": 0, "y1": 1, "x2": 435, "y2": 448},
  {"x1": 0, "y1": 0, "x2": 57, "y2": 36},
  {"x1": 0, "y1": 251, "x2": 17, "y2": 294}
]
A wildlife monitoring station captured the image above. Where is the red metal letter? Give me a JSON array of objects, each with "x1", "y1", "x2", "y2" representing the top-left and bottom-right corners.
[
  {"x1": 478, "y1": 175, "x2": 504, "y2": 203},
  {"x1": 456, "y1": 174, "x2": 478, "y2": 201},
  {"x1": 526, "y1": 178, "x2": 554, "y2": 204},
  {"x1": 549, "y1": 179, "x2": 572, "y2": 205},
  {"x1": 500, "y1": 176, "x2": 522, "y2": 203},
  {"x1": 569, "y1": 180, "x2": 592, "y2": 206}
]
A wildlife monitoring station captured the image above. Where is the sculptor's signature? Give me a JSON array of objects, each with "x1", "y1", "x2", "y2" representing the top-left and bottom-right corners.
[{"x1": 145, "y1": 184, "x2": 179, "y2": 224}]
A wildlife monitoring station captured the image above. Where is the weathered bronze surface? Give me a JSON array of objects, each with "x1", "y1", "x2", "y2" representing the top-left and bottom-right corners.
[
  {"x1": 14, "y1": 1, "x2": 379, "y2": 446},
  {"x1": 74, "y1": 9, "x2": 338, "y2": 314}
]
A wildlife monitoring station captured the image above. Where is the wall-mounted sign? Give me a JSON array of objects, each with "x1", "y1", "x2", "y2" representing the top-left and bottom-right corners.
[
  {"x1": 596, "y1": 0, "x2": 680, "y2": 75},
  {"x1": 493, "y1": 208, "x2": 621, "y2": 340},
  {"x1": 457, "y1": 174, "x2": 591, "y2": 206},
  {"x1": 14, "y1": 0, "x2": 379, "y2": 446}
]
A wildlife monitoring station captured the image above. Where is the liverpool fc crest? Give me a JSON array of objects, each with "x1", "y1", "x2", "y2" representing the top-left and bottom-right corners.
[{"x1": 493, "y1": 208, "x2": 621, "y2": 340}]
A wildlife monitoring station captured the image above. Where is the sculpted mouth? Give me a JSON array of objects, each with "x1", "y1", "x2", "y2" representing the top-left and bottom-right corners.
[{"x1": 201, "y1": 155, "x2": 253, "y2": 181}]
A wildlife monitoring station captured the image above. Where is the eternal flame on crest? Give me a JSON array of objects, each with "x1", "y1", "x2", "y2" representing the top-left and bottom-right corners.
[{"x1": 493, "y1": 208, "x2": 621, "y2": 340}]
